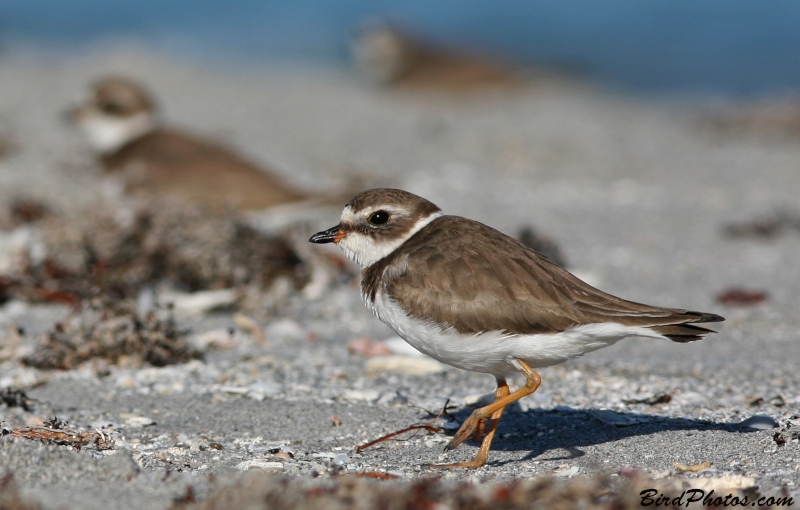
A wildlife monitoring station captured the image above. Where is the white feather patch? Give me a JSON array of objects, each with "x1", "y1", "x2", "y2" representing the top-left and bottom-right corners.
[
  {"x1": 370, "y1": 292, "x2": 668, "y2": 377},
  {"x1": 338, "y1": 209, "x2": 443, "y2": 268},
  {"x1": 77, "y1": 112, "x2": 155, "y2": 154}
]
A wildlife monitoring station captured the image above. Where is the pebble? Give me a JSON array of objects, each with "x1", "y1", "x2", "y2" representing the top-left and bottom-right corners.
[
  {"x1": 162, "y1": 289, "x2": 237, "y2": 317},
  {"x1": 365, "y1": 356, "x2": 447, "y2": 376},
  {"x1": 246, "y1": 381, "x2": 283, "y2": 401},
  {"x1": 311, "y1": 452, "x2": 337, "y2": 459},
  {"x1": 738, "y1": 414, "x2": 779, "y2": 429},
  {"x1": 440, "y1": 420, "x2": 461, "y2": 431},
  {"x1": 121, "y1": 414, "x2": 156, "y2": 427},
  {"x1": 553, "y1": 466, "x2": 579, "y2": 478},
  {"x1": 266, "y1": 319, "x2": 308, "y2": 343},
  {"x1": 309, "y1": 463, "x2": 328, "y2": 474},
  {"x1": 235, "y1": 460, "x2": 284, "y2": 472},
  {"x1": 348, "y1": 337, "x2": 392, "y2": 357},
  {"x1": 341, "y1": 389, "x2": 381, "y2": 402}
]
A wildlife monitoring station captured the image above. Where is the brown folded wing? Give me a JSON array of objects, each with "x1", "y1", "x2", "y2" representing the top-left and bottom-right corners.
[
  {"x1": 103, "y1": 129, "x2": 308, "y2": 210},
  {"x1": 366, "y1": 216, "x2": 722, "y2": 341}
]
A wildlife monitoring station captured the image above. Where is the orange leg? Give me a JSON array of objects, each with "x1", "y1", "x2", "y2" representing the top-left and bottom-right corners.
[
  {"x1": 471, "y1": 418, "x2": 488, "y2": 442},
  {"x1": 430, "y1": 359, "x2": 542, "y2": 469}
]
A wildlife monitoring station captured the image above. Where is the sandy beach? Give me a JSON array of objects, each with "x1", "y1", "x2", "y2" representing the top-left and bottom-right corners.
[{"x1": 1, "y1": 44, "x2": 799, "y2": 508}]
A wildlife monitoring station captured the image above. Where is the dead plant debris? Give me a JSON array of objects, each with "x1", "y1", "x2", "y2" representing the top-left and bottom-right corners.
[
  {"x1": 0, "y1": 388, "x2": 35, "y2": 412},
  {"x1": 622, "y1": 391, "x2": 672, "y2": 406},
  {"x1": 169, "y1": 472, "x2": 640, "y2": 510},
  {"x1": 516, "y1": 226, "x2": 568, "y2": 268},
  {"x1": 356, "y1": 399, "x2": 454, "y2": 452},
  {"x1": 354, "y1": 472, "x2": 398, "y2": 480},
  {"x1": 5, "y1": 421, "x2": 114, "y2": 450},
  {"x1": 0, "y1": 198, "x2": 51, "y2": 229},
  {"x1": 4, "y1": 200, "x2": 307, "y2": 303},
  {"x1": 749, "y1": 395, "x2": 786, "y2": 407},
  {"x1": 22, "y1": 298, "x2": 200, "y2": 370},
  {"x1": 716, "y1": 288, "x2": 768, "y2": 306},
  {"x1": 355, "y1": 425, "x2": 442, "y2": 453},
  {"x1": 672, "y1": 461, "x2": 711, "y2": 473},
  {"x1": 722, "y1": 209, "x2": 800, "y2": 239}
]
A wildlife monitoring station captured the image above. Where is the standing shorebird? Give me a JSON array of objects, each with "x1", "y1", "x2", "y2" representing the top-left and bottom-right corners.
[
  {"x1": 310, "y1": 188, "x2": 723, "y2": 468},
  {"x1": 67, "y1": 76, "x2": 309, "y2": 210}
]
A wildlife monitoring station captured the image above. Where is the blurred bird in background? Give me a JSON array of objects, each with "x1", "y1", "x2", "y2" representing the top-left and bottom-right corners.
[{"x1": 67, "y1": 76, "x2": 311, "y2": 211}]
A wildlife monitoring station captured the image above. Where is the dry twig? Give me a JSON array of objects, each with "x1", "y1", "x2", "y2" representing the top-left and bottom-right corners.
[{"x1": 5, "y1": 425, "x2": 114, "y2": 450}]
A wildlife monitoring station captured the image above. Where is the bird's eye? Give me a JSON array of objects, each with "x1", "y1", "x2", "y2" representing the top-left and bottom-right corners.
[
  {"x1": 368, "y1": 211, "x2": 390, "y2": 225},
  {"x1": 99, "y1": 101, "x2": 124, "y2": 115}
]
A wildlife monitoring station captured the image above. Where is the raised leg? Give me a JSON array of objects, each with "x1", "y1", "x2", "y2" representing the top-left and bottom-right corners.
[{"x1": 430, "y1": 359, "x2": 542, "y2": 469}]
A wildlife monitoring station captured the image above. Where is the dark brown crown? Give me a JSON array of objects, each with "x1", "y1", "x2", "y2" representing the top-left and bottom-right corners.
[{"x1": 90, "y1": 76, "x2": 157, "y2": 117}]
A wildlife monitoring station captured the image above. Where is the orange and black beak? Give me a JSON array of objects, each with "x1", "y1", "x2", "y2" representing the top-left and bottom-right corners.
[{"x1": 309, "y1": 224, "x2": 344, "y2": 244}]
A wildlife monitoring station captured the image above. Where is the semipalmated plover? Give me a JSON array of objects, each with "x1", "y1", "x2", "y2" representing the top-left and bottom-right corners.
[
  {"x1": 67, "y1": 76, "x2": 309, "y2": 210},
  {"x1": 350, "y1": 20, "x2": 532, "y2": 90},
  {"x1": 310, "y1": 188, "x2": 724, "y2": 469}
]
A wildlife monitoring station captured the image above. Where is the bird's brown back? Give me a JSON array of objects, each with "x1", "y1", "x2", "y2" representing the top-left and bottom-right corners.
[
  {"x1": 102, "y1": 129, "x2": 309, "y2": 210},
  {"x1": 363, "y1": 215, "x2": 722, "y2": 339}
]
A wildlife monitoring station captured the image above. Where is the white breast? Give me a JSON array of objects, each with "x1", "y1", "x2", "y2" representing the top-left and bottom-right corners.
[
  {"x1": 77, "y1": 112, "x2": 155, "y2": 154},
  {"x1": 368, "y1": 291, "x2": 667, "y2": 378}
]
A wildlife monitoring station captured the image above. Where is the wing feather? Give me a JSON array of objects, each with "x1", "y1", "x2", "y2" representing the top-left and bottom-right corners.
[{"x1": 380, "y1": 216, "x2": 722, "y2": 337}]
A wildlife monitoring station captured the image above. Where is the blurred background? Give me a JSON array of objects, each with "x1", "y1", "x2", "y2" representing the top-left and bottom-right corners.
[
  {"x1": 0, "y1": 3, "x2": 799, "y2": 498},
  {"x1": 1, "y1": 1, "x2": 799, "y2": 318},
  {"x1": 3, "y1": 0, "x2": 800, "y2": 96}
]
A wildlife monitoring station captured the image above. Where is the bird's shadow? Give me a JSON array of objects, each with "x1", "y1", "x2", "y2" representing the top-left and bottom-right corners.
[{"x1": 445, "y1": 406, "x2": 758, "y2": 466}]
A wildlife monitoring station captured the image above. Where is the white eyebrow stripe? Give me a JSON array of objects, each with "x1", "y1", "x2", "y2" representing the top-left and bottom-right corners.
[
  {"x1": 340, "y1": 205, "x2": 408, "y2": 224},
  {"x1": 340, "y1": 206, "x2": 357, "y2": 224}
]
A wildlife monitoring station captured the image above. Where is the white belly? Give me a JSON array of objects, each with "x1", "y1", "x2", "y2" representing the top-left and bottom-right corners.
[{"x1": 369, "y1": 291, "x2": 666, "y2": 378}]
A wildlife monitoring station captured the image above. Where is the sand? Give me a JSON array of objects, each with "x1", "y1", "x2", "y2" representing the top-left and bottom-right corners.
[{"x1": 0, "y1": 43, "x2": 799, "y2": 509}]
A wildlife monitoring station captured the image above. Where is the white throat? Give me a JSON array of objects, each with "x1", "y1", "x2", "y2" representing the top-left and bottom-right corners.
[
  {"x1": 78, "y1": 112, "x2": 156, "y2": 154},
  {"x1": 338, "y1": 209, "x2": 444, "y2": 268}
]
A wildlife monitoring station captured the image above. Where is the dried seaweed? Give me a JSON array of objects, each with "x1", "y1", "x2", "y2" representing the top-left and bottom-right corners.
[
  {"x1": 716, "y1": 288, "x2": 768, "y2": 306},
  {"x1": 516, "y1": 226, "x2": 568, "y2": 268},
  {"x1": 8, "y1": 200, "x2": 307, "y2": 302},
  {"x1": 622, "y1": 392, "x2": 672, "y2": 406},
  {"x1": 0, "y1": 388, "x2": 35, "y2": 412},
  {"x1": 722, "y1": 209, "x2": 800, "y2": 239},
  {"x1": 23, "y1": 298, "x2": 200, "y2": 369},
  {"x1": 170, "y1": 472, "x2": 639, "y2": 510},
  {"x1": 4, "y1": 424, "x2": 114, "y2": 450}
]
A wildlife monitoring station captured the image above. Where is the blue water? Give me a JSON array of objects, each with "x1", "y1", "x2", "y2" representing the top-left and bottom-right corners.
[{"x1": 3, "y1": 0, "x2": 800, "y2": 96}]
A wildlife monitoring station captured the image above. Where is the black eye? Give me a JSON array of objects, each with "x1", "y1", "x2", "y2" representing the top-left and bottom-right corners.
[
  {"x1": 99, "y1": 101, "x2": 125, "y2": 115},
  {"x1": 368, "y1": 211, "x2": 390, "y2": 225}
]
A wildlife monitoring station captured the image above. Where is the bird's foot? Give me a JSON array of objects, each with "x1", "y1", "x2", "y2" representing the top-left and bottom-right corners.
[{"x1": 444, "y1": 411, "x2": 485, "y2": 452}]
